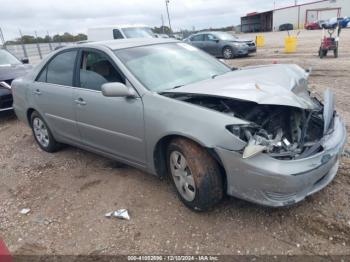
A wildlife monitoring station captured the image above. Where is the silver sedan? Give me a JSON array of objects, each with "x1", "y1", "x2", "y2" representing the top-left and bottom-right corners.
[{"x1": 12, "y1": 38, "x2": 347, "y2": 210}]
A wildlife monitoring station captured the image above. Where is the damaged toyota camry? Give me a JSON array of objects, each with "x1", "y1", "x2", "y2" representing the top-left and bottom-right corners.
[{"x1": 12, "y1": 39, "x2": 347, "y2": 211}]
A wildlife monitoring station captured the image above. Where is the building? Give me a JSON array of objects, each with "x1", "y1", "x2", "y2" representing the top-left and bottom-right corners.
[{"x1": 241, "y1": 0, "x2": 350, "y2": 32}]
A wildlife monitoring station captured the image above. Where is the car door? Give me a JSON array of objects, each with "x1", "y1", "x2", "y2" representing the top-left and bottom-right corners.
[
  {"x1": 74, "y1": 49, "x2": 146, "y2": 166},
  {"x1": 32, "y1": 49, "x2": 80, "y2": 143},
  {"x1": 203, "y1": 34, "x2": 220, "y2": 56},
  {"x1": 189, "y1": 34, "x2": 204, "y2": 50}
]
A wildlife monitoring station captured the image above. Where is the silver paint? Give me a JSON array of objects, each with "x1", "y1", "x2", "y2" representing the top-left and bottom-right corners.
[{"x1": 12, "y1": 39, "x2": 347, "y2": 207}]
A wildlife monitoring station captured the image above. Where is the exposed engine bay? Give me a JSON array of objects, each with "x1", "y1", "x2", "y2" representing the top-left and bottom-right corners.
[{"x1": 163, "y1": 93, "x2": 332, "y2": 160}]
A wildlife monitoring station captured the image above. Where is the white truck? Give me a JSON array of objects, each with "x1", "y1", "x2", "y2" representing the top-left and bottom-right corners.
[{"x1": 87, "y1": 25, "x2": 154, "y2": 41}]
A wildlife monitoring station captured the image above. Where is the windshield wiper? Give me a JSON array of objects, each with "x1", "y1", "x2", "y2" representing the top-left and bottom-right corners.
[{"x1": 172, "y1": 85, "x2": 184, "y2": 89}]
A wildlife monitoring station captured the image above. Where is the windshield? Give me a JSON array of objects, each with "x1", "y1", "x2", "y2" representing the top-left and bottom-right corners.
[
  {"x1": 213, "y1": 32, "x2": 237, "y2": 41},
  {"x1": 121, "y1": 27, "x2": 154, "y2": 38},
  {"x1": 115, "y1": 43, "x2": 231, "y2": 92},
  {"x1": 0, "y1": 49, "x2": 21, "y2": 65}
]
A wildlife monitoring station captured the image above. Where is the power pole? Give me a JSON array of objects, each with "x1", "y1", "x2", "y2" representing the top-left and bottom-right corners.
[
  {"x1": 161, "y1": 14, "x2": 165, "y2": 34},
  {"x1": 0, "y1": 27, "x2": 5, "y2": 46},
  {"x1": 165, "y1": 0, "x2": 172, "y2": 33},
  {"x1": 295, "y1": 0, "x2": 298, "y2": 5}
]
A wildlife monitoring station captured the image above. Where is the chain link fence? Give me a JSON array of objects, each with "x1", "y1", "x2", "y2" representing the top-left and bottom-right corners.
[{"x1": 4, "y1": 42, "x2": 75, "y2": 65}]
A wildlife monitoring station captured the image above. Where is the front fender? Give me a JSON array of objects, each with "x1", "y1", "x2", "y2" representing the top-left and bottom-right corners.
[{"x1": 143, "y1": 93, "x2": 247, "y2": 174}]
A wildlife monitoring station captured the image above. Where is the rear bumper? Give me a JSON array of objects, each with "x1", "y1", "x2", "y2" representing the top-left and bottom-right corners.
[{"x1": 215, "y1": 115, "x2": 347, "y2": 207}]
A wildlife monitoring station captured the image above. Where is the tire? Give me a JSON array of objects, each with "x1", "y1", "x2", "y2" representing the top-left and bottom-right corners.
[
  {"x1": 334, "y1": 47, "x2": 338, "y2": 58},
  {"x1": 166, "y1": 138, "x2": 224, "y2": 211},
  {"x1": 319, "y1": 47, "x2": 324, "y2": 58},
  {"x1": 222, "y1": 46, "x2": 234, "y2": 59},
  {"x1": 30, "y1": 111, "x2": 60, "y2": 153}
]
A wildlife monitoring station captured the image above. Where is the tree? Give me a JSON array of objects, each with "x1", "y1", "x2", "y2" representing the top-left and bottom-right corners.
[{"x1": 153, "y1": 26, "x2": 172, "y2": 34}]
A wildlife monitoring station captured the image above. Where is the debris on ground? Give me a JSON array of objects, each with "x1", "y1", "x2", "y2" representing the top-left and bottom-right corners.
[
  {"x1": 19, "y1": 208, "x2": 31, "y2": 215},
  {"x1": 105, "y1": 209, "x2": 130, "y2": 220}
]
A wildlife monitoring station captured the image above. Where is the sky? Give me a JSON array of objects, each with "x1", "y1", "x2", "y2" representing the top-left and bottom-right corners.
[{"x1": 0, "y1": 0, "x2": 312, "y2": 40}]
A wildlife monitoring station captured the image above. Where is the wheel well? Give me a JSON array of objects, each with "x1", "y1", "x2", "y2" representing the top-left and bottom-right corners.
[
  {"x1": 26, "y1": 108, "x2": 35, "y2": 127},
  {"x1": 222, "y1": 45, "x2": 233, "y2": 55},
  {"x1": 153, "y1": 135, "x2": 227, "y2": 189}
]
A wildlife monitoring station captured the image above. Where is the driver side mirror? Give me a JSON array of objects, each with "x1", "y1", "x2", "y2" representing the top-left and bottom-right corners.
[
  {"x1": 101, "y1": 82, "x2": 137, "y2": 98},
  {"x1": 21, "y1": 58, "x2": 29, "y2": 64}
]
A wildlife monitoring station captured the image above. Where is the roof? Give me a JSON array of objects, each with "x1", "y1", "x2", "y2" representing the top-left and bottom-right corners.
[
  {"x1": 274, "y1": 0, "x2": 330, "y2": 11},
  {"x1": 241, "y1": 0, "x2": 330, "y2": 17},
  {"x1": 80, "y1": 38, "x2": 179, "y2": 50}
]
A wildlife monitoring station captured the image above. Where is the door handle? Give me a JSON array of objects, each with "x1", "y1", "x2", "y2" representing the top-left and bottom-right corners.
[
  {"x1": 33, "y1": 89, "x2": 41, "y2": 95},
  {"x1": 74, "y1": 98, "x2": 87, "y2": 106}
]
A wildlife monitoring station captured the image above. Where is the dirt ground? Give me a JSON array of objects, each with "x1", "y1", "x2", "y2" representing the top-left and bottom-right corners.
[{"x1": 0, "y1": 29, "x2": 350, "y2": 257}]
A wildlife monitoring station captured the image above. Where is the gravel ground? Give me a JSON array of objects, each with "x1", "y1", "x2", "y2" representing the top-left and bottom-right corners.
[{"x1": 0, "y1": 29, "x2": 349, "y2": 256}]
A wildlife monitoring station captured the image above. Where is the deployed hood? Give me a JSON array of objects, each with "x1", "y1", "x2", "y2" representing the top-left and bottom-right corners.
[
  {"x1": 164, "y1": 64, "x2": 317, "y2": 110},
  {"x1": 0, "y1": 63, "x2": 33, "y2": 81}
]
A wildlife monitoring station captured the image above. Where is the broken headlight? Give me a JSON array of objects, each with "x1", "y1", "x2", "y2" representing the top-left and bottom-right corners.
[{"x1": 226, "y1": 124, "x2": 300, "y2": 159}]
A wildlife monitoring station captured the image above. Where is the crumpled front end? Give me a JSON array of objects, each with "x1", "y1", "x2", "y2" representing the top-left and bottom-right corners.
[
  {"x1": 163, "y1": 64, "x2": 347, "y2": 206},
  {"x1": 216, "y1": 115, "x2": 346, "y2": 206}
]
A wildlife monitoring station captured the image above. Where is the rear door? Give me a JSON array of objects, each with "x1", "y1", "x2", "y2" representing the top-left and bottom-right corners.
[
  {"x1": 202, "y1": 34, "x2": 220, "y2": 56},
  {"x1": 74, "y1": 48, "x2": 146, "y2": 166},
  {"x1": 32, "y1": 49, "x2": 80, "y2": 143},
  {"x1": 189, "y1": 34, "x2": 204, "y2": 50}
]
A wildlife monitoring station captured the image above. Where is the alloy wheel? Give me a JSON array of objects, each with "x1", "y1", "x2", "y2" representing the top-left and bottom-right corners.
[{"x1": 33, "y1": 117, "x2": 50, "y2": 148}]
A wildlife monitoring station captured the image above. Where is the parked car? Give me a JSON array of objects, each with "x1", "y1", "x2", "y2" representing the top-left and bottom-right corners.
[
  {"x1": 322, "y1": 17, "x2": 350, "y2": 29},
  {"x1": 185, "y1": 31, "x2": 255, "y2": 59},
  {"x1": 153, "y1": 33, "x2": 169, "y2": 38},
  {"x1": 88, "y1": 25, "x2": 154, "y2": 41},
  {"x1": 0, "y1": 49, "x2": 32, "y2": 112},
  {"x1": 305, "y1": 20, "x2": 324, "y2": 30},
  {"x1": 339, "y1": 17, "x2": 350, "y2": 28},
  {"x1": 12, "y1": 39, "x2": 346, "y2": 211},
  {"x1": 279, "y1": 23, "x2": 293, "y2": 31}
]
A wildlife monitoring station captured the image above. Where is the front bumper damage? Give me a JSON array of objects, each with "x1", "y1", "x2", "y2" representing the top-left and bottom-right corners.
[
  {"x1": 216, "y1": 115, "x2": 347, "y2": 207},
  {"x1": 0, "y1": 82, "x2": 13, "y2": 112}
]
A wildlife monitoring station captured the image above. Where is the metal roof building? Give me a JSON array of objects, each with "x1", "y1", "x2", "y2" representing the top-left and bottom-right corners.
[{"x1": 241, "y1": 0, "x2": 350, "y2": 32}]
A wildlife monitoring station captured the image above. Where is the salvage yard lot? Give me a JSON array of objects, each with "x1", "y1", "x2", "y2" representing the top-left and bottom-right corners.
[{"x1": 0, "y1": 29, "x2": 349, "y2": 256}]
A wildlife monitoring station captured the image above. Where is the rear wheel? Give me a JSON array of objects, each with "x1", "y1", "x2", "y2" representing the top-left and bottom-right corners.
[
  {"x1": 319, "y1": 47, "x2": 324, "y2": 58},
  {"x1": 222, "y1": 47, "x2": 234, "y2": 59},
  {"x1": 167, "y1": 138, "x2": 224, "y2": 211},
  {"x1": 334, "y1": 46, "x2": 338, "y2": 58},
  {"x1": 30, "y1": 111, "x2": 60, "y2": 153}
]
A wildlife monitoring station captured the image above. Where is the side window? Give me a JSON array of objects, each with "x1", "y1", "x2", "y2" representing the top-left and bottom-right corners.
[
  {"x1": 42, "y1": 51, "x2": 78, "y2": 86},
  {"x1": 204, "y1": 34, "x2": 217, "y2": 41},
  {"x1": 113, "y1": 29, "x2": 124, "y2": 39},
  {"x1": 191, "y1": 34, "x2": 204, "y2": 41},
  {"x1": 79, "y1": 51, "x2": 124, "y2": 91},
  {"x1": 36, "y1": 67, "x2": 47, "y2": 82}
]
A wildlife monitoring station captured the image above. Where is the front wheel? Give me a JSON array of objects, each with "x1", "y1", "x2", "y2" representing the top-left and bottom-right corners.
[
  {"x1": 222, "y1": 47, "x2": 234, "y2": 59},
  {"x1": 167, "y1": 138, "x2": 224, "y2": 211},
  {"x1": 31, "y1": 111, "x2": 60, "y2": 153}
]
